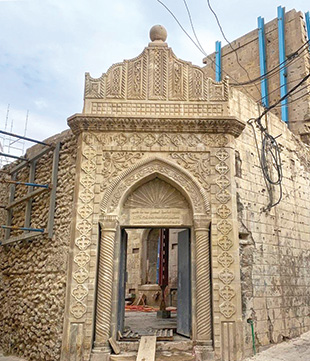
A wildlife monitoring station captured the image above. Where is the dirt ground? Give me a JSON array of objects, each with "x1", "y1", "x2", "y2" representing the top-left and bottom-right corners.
[{"x1": 245, "y1": 331, "x2": 310, "y2": 361}]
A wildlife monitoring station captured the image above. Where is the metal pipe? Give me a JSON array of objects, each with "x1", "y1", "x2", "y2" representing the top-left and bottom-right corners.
[
  {"x1": 258, "y1": 16, "x2": 269, "y2": 108},
  {"x1": 306, "y1": 12, "x2": 310, "y2": 53},
  {"x1": 0, "y1": 179, "x2": 50, "y2": 188},
  {"x1": 0, "y1": 130, "x2": 50, "y2": 146},
  {"x1": 277, "y1": 6, "x2": 288, "y2": 123},
  {"x1": 215, "y1": 40, "x2": 222, "y2": 82},
  {"x1": 0, "y1": 152, "x2": 28, "y2": 161},
  {"x1": 247, "y1": 319, "x2": 256, "y2": 355},
  {"x1": 0, "y1": 225, "x2": 44, "y2": 232}
]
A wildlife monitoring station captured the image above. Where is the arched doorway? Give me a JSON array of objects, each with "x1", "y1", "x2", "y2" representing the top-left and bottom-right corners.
[
  {"x1": 116, "y1": 178, "x2": 193, "y2": 339},
  {"x1": 95, "y1": 158, "x2": 212, "y2": 349}
]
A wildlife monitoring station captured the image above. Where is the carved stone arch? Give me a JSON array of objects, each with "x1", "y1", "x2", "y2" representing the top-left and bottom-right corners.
[{"x1": 100, "y1": 156, "x2": 210, "y2": 216}]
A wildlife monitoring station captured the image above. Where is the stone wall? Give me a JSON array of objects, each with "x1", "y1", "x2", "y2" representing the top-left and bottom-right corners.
[
  {"x1": 203, "y1": 9, "x2": 310, "y2": 137},
  {"x1": 230, "y1": 87, "x2": 310, "y2": 357},
  {"x1": 0, "y1": 130, "x2": 77, "y2": 361}
]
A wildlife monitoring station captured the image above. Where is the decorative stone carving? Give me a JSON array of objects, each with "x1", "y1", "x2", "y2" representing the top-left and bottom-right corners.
[
  {"x1": 216, "y1": 175, "x2": 230, "y2": 189},
  {"x1": 124, "y1": 178, "x2": 189, "y2": 209},
  {"x1": 219, "y1": 285, "x2": 235, "y2": 301},
  {"x1": 195, "y1": 229, "x2": 212, "y2": 341},
  {"x1": 217, "y1": 204, "x2": 231, "y2": 219},
  {"x1": 95, "y1": 229, "x2": 117, "y2": 344},
  {"x1": 218, "y1": 236, "x2": 233, "y2": 251},
  {"x1": 74, "y1": 251, "x2": 91, "y2": 268},
  {"x1": 83, "y1": 43, "x2": 229, "y2": 103},
  {"x1": 215, "y1": 149, "x2": 229, "y2": 162},
  {"x1": 73, "y1": 267, "x2": 89, "y2": 284},
  {"x1": 72, "y1": 285, "x2": 88, "y2": 301},
  {"x1": 215, "y1": 161, "x2": 229, "y2": 175},
  {"x1": 70, "y1": 302, "x2": 87, "y2": 319},
  {"x1": 219, "y1": 301, "x2": 236, "y2": 319},
  {"x1": 68, "y1": 116, "x2": 245, "y2": 137},
  {"x1": 101, "y1": 157, "x2": 210, "y2": 215},
  {"x1": 218, "y1": 252, "x2": 234, "y2": 268},
  {"x1": 216, "y1": 189, "x2": 231, "y2": 204},
  {"x1": 76, "y1": 219, "x2": 92, "y2": 235},
  {"x1": 217, "y1": 220, "x2": 232, "y2": 235},
  {"x1": 83, "y1": 132, "x2": 229, "y2": 149},
  {"x1": 219, "y1": 268, "x2": 235, "y2": 285},
  {"x1": 76, "y1": 235, "x2": 91, "y2": 251},
  {"x1": 102, "y1": 152, "x2": 144, "y2": 180},
  {"x1": 170, "y1": 153, "x2": 210, "y2": 190}
]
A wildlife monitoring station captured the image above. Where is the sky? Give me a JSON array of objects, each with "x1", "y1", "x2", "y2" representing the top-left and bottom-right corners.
[{"x1": 0, "y1": 0, "x2": 309, "y2": 153}]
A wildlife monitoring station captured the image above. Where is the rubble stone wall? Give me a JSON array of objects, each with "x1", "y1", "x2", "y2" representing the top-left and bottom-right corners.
[
  {"x1": 0, "y1": 130, "x2": 77, "y2": 361},
  {"x1": 230, "y1": 87, "x2": 310, "y2": 357},
  {"x1": 203, "y1": 9, "x2": 310, "y2": 137}
]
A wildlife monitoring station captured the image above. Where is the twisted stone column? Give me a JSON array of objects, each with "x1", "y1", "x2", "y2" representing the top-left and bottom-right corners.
[
  {"x1": 95, "y1": 218, "x2": 117, "y2": 345},
  {"x1": 195, "y1": 220, "x2": 212, "y2": 341}
]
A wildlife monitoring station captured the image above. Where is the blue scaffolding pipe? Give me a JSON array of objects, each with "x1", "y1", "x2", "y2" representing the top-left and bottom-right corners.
[
  {"x1": 258, "y1": 16, "x2": 269, "y2": 108},
  {"x1": 215, "y1": 41, "x2": 222, "y2": 82},
  {"x1": 277, "y1": 6, "x2": 288, "y2": 124},
  {"x1": 0, "y1": 225, "x2": 44, "y2": 232},
  {"x1": 306, "y1": 12, "x2": 310, "y2": 52}
]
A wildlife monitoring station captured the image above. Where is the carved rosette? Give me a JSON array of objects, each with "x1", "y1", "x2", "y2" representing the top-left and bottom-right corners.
[
  {"x1": 70, "y1": 143, "x2": 97, "y2": 319},
  {"x1": 214, "y1": 149, "x2": 236, "y2": 319}
]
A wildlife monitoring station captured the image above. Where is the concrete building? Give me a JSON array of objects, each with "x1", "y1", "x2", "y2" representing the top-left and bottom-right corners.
[{"x1": 0, "y1": 12, "x2": 310, "y2": 361}]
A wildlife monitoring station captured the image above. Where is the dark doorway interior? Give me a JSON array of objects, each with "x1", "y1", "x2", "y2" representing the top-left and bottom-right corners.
[{"x1": 117, "y1": 228, "x2": 191, "y2": 341}]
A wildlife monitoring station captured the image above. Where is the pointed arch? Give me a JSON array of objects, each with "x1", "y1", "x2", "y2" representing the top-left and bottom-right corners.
[{"x1": 100, "y1": 156, "x2": 210, "y2": 216}]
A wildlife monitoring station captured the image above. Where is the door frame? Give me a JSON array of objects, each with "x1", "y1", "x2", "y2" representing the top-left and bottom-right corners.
[{"x1": 116, "y1": 226, "x2": 194, "y2": 339}]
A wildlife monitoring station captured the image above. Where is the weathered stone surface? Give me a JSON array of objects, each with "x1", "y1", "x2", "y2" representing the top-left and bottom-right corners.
[{"x1": 0, "y1": 130, "x2": 77, "y2": 361}]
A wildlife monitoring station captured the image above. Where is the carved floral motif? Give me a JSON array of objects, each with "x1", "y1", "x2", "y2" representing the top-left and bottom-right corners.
[
  {"x1": 217, "y1": 204, "x2": 231, "y2": 219},
  {"x1": 170, "y1": 153, "x2": 210, "y2": 190},
  {"x1": 219, "y1": 268, "x2": 235, "y2": 284},
  {"x1": 72, "y1": 285, "x2": 89, "y2": 301},
  {"x1": 219, "y1": 301, "x2": 236, "y2": 318},
  {"x1": 70, "y1": 302, "x2": 87, "y2": 319}
]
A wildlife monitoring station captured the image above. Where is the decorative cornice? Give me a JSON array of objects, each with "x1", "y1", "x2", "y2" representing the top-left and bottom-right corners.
[{"x1": 68, "y1": 114, "x2": 245, "y2": 137}]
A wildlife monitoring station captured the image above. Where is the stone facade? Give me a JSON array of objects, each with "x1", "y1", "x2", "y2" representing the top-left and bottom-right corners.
[
  {"x1": 0, "y1": 24, "x2": 309, "y2": 361},
  {"x1": 230, "y1": 87, "x2": 310, "y2": 358},
  {"x1": 0, "y1": 130, "x2": 77, "y2": 360},
  {"x1": 203, "y1": 9, "x2": 310, "y2": 138}
]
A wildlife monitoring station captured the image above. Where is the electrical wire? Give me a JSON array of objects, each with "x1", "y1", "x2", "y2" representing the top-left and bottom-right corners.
[
  {"x1": 231, "y1": 39, "x2": 310, "y2": 86},
  {"x1": 205, "y1": 0, "x2": 261, "y2": 95},
  {"x1": 155, "y1": 0, "x2": 259, "y2": 103},
  {"x1": 182, "y1": 0, "x2": 206, "y2": 55},
  {"x1": 256, "y1": 72, "x2": 310, "y2": 123},
  {"x1": 257, "y1": 77, "x2": 309, "y2": 104},
  {"x1": 249, "y1": 118, "x2": 283, "y2": 210},
  {"x1": 155, "y1": 0, "x2": 207, "y2": 56}
]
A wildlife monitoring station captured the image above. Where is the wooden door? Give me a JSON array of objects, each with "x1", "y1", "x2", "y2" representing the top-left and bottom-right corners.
[
  {"x1": 177, "y1": 229, "x2": 191, "y2": 337},
  {"x1": 117, "y1": 229, "x2": 128, "y2": 334}
]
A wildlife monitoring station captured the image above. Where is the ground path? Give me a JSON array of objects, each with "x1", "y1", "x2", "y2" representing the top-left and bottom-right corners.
[
  {"x1": 245, "y1": 331, "x2": 310, "y2": 361},
  {"x1": 1, "y1": 331, "x2": 310, "y2": 360}
]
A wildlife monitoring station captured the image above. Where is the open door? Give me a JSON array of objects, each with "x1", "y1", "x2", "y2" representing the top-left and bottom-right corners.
[
  {"x1": 177, "y1": 229, "x2": 191, "y2": 337},
  {"x1": 117, "y1": 229, "x2": 128, "y2": 335}
]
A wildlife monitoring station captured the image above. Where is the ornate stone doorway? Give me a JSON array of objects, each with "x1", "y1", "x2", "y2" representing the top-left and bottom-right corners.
[{"x1": 62, "y1": 25, "x2": 245, "y2": 361}]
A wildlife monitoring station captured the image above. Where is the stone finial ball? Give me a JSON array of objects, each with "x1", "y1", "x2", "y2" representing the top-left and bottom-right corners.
[{"x1": 150, "y1": 25, "x2": 167, "y2": 42}]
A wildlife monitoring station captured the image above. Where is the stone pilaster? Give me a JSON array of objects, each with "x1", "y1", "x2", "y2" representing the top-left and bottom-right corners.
[{"x1": 95, "y1": 217, "x2": 118, "y2": 346}]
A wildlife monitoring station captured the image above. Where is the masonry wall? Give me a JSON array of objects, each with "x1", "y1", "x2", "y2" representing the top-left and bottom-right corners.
[
  {"x1": 203, "y1": 9, "x2": 310, "y2": 137},
  {"x1": 0, "y1": 130, "x2": 77, "y2": 361},
  {"x1": 230, "y1": 87, "x2": 310, "y2": 357}
]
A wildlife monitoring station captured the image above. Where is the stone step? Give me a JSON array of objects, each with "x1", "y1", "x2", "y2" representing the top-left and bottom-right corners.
[
  {"x1": 118, "y1": 340, "x2": 194, "y2": 353},
  {"x1": 110, "y1": 351, "x2": 195, "y2": 361}
]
